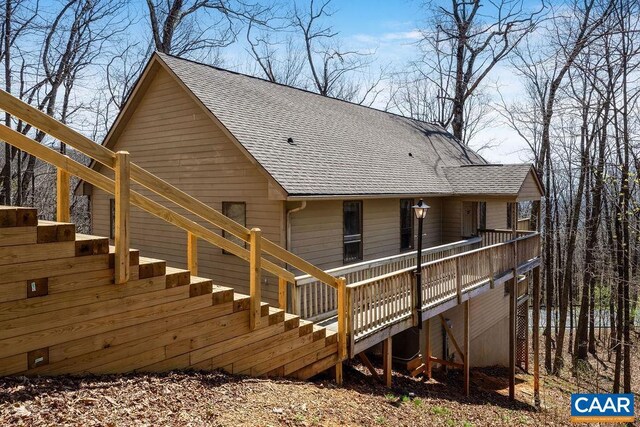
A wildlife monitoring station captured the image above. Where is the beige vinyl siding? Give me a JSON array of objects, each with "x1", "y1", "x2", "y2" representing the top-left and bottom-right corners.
[
  {"x1": 518, "y1": 170, "x2": 543, "y2": 201},
  {"x1": 441, "y1": 198, "x2": 462, "y2": 243},
  {"x1": 486, "y1": 201, "x2": 508, "y2": 229},
  {"x1": 92, "y1": 67, "x2": 284, "y2": 304},
  {"x1": 424, "y1": 284, "x2": 510, "y2": 367},
  {"x1": 289, "y1": 198, "x2": 443, "y2": 271}
]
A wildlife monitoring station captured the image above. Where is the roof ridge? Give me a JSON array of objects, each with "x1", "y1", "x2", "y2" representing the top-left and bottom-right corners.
[{"x1": 156, "y1": 51, "x2": 459, "y2": 135}]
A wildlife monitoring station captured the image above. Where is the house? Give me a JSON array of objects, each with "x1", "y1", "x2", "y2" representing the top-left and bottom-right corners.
[{"x1": 81, "y1": 53, "x2": 543, "y2": 378}]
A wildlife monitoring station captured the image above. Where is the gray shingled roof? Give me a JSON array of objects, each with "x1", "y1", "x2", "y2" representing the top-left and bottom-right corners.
[
  {"x1": 157, "y1": 53, "x2": 491, "y2": 196},
  {"x1": 444, "y1": 164, "x2": 535, "y2": 196}
]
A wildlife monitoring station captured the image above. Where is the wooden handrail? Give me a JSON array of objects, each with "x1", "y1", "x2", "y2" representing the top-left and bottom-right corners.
[
  {"x1": 294, "y1": 237, "x2": 481, "y2": 284},
  {"x1": 0, "y1": 89, "x2": 338, "y2": 290},
  {"x1": 347, "y1": 232, "x2": 540, "y2": 290},
  {"x1": 0, "y1": 124, "x2": 294, "y2": 282}
]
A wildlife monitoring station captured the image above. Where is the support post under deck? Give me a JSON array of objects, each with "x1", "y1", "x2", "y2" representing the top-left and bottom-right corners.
[
  {"x1": 464, "y1": 299, "x2": 470, "y2": 397},
  {"x1": 423, "y1": 317, "x2": 432, "y2": 379},
  {"x1": 509, "y1": 277, "x2": 517, "y2": 401},
  {"x1": 533, "y1": 266, "x2": 541, "y2": 407},
  {"x1": 383, "y1": 337, "x2": 392, "y2": 387}
]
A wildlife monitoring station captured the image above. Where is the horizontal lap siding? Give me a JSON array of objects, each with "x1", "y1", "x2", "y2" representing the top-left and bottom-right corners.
[
  {"x1": 425, "y1": 285, "x2": 510, "y2": 367},
  {"x1": 441, "y1": 198, "x2": 461, "y2": 243},
  {"x1": 289, "y1": 198, "x2": 443, "y2": 272},
  {"x1": 92, "y1": 68, "x2": 283, "y2": 304},
  {"x1": 518, "y1": 171, "x2": 542, "y2": 201}
]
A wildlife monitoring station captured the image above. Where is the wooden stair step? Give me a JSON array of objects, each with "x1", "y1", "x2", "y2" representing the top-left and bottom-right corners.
[
  {"x1": 0, "y1": 206, "x2": 37, "y2": 228},
  {"x1": 37, "y1": 220, "x2": 75, "y2": 243},
  {"x1": 165, "y1": 267, "x2": 191, "y2": 288},
  {"x1": 233, "y1": 293, "x2": 250, "y2": 312},
  {"x1": 108, "y1": 246, "x2": 140, "y2": 267},
  {"x1": 298, "y1": 319, "x2": 314, "y2": 337},
  {"x1": 137, "y1": 257, "x2": 166, "y2": 279},
  {"x1": 311, "y1": 325, "x2": 326, "y2": 342},
  {"x1": 75, "y1": 234, "x2": 109, "y2": 257},
  {"x1": 189, "y1": 276, "x2": 213, "y2": 298},
  {"x1": 211, "y1": 284, "x2": 234, "y2": 305},
  {"x1": 284, "y1": 313, "x2": 300, "y2": 331},
  {"x1": 260, "y1": 301, "x2": 270, "y2": 317},
  {"x1": 324, "y1": 330, "x2": 338, "y2": 346},
  {"x1": 230, "y1": 293, "x2": 268, "y2": 316},
  {"x1": 267, "y1": 307, "x2": 285, "y2": 326}
]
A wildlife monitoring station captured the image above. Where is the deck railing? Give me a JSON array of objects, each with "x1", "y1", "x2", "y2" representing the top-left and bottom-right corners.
[
  {"x1": 517, "y1": 217, "x2": 532, "y2": 231},
  {"x1": 293, "y1": 238, "x2": 482, "y2": 321},
  {"x1": 478, "y1": 228, "x2": 534, "y2": 246},
  {"x1": 347, "y1": 232, "x2": 541, "y2": 345}
]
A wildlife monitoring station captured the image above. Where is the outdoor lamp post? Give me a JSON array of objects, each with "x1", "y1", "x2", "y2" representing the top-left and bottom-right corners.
[{"x1": 412, "y1": 199, "x2": 430, "y2": 329}]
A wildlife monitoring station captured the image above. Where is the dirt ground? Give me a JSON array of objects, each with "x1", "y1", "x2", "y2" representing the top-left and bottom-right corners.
[{"x1": 0, "y1": 339, "x2": 637, "y2": 426}]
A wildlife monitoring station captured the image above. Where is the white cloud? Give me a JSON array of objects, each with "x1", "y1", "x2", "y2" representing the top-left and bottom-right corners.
[{"x1": 381, "y1": 30, "x2": 422, "y2": 41}]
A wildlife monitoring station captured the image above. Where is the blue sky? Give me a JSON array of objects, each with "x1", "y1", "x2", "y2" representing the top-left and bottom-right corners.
[
  {"x1": 319, "y1": 0, "x2": 531, "y2": 163},
  {"x1": 93, "y1": 0, "x2": 534, "y2": 163}
]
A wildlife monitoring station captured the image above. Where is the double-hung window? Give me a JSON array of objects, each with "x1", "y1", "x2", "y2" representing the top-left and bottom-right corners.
[
  {"x1": 400, "y1": 199, "x2": 414, "y2": 251},
  {"x1": 222, "y1": 202, "x2": 246, "y2": 254},
  {"x1": 343, "y1": 201, "x2": 363, "y2": 263}
]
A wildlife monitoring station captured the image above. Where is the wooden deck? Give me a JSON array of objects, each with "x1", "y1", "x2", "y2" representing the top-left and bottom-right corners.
[{"x1": 317, "y1": 232, "x2": 541, "y2": 357}]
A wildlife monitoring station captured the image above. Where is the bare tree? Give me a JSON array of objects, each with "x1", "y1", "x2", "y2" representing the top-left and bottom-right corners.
[
  {"x1": 291, "y1": 0, "x2": 385, "y2": 105},
  {"x1": 245, "y1": 20, "x2": 305, "y2": 86},
  {"x1": 0, "y1": 0, "x2": 39, "y2": 205},
  {"x1": 146, "y1": 0, "x2": 270, "y2": 58},
  {"x1": 418, "y1": 0, "x2": 544, "y2": 143}
]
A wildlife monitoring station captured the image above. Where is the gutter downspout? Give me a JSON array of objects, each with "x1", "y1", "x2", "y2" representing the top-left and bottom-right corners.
[{"x1": 286, "y1": 201, "x2": 307, "y2": 252}]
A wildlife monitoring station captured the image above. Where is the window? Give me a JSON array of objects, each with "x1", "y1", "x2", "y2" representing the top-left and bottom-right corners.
[
  {"x1": 109, "y1": 199, "x2": 115, "y2": 239},
  {"x1": 343, "y1": 201, "x2": 363, "y2": 263},
  {"x1": 222, "y1": 202, "x2": 246, "y2": 254},
  {"x1": 400, "y1": 199, "x2": 414, "y2": 251},
  {"x1": 507, "y1": 202, "x2": 516, "y2": 229},
  {"x1": 478, "y1": 202, "x2": 487, "y2": 230}
]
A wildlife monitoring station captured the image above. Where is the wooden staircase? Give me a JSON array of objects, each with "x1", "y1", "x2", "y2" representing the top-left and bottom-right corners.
[{"x1": 0, "y1": 206, "x2": 339, "y2": 379}]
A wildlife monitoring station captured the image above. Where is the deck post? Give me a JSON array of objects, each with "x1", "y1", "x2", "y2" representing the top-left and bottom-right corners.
[
  {"x1": 56, "y1": 167, "x2": 70, "y2": 223},
  {"x1": 278, "y1": 277, "x2": 287, "y2": 310},
  {"x1": 114, "y1": 151, "x2": 130, "y2": 285},
  {"x1": 187, "y1": 232, "x2": 198, "y2": 275},
  {"x1": 337, "y1": 277, "x2": 348, "y2": 359},
  {"x1": 533, "y1": 265, "x2": 541, "y2": 408},
  {"x1": 249, "y1": 228, "x2": 262, "y2": 330},
  {"x1": 509, "y1": 200, "x2": 518, "y2": 400},
  {"x1": 336, "y1": 276, "x2": 348, "y2": 385},
  {"x1": 509, "y1": 275, "x2": 517, "y2": 400},
  {"x1": 383, "y1": 336, "x2": 392, "y2": 387},
  {"x1": 335, "y1": 359, "x2": 343, "y2": 385},
  {"x1": 464, "y1": 298, "x2": 470, "y2": 396},
  {"x1": 423, "y1": 317, "x2": 432, "y2": 379}
]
